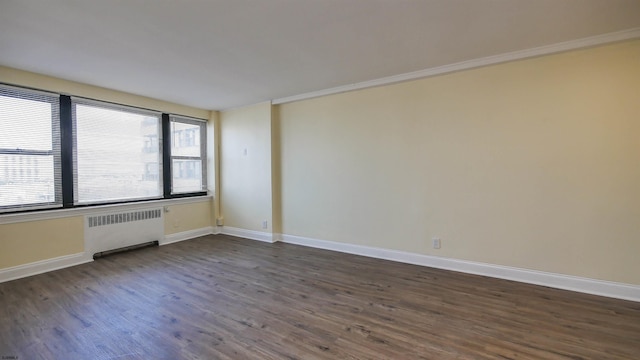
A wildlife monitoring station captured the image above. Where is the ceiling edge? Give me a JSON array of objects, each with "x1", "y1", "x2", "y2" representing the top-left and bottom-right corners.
[{"x1": 271, "y1": 27, "x2": 640, "y2": 106}]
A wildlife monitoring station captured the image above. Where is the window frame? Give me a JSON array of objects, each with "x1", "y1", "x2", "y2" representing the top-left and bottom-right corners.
[
  {"x1": 166, "y1": 114, "x2": 207, "y2": 197},
  {"x1": 0, "y1": 85, "x2": 62, "y2": 213},
  {"x1": 71, "y1": 97, "x2": 164, "y2": 206},
  {"x1": 0, "y1": 83, "x2": 209, "y2": 215}
]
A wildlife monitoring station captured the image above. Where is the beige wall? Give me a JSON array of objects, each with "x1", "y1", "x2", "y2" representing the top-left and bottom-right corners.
[
  {"x1": 164, "y1": 201, "x2": 213, "y2": 235},
  {"x1": 3, "y1": 41, "x2": 640, "y2": 287},
  {"x1": 0, "y1": 200, "x2": 213, "y2": 270},
  {"x1": 0, "y1": 217, "x2": 84, "y2": 268},
  {"x1": 220, "y1": 102, "x2": 274, "y2": 231},
  {"x1": 208, "y1": 111, "x2": 222, "y2": 223},
  {"x1": 271, "y1": 106, "x2": 283, "y2": 234},
  {"x1": 278, "y1": 40, "x2": 640, "y2": 285},
  {"x1": 0, "y1": 67, "x2": 214, "y2": 270}
]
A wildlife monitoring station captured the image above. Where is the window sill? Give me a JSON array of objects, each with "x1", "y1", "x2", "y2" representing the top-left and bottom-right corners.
[{"x1": 0, "y1": 194, "x2": 213, "y2": 225}]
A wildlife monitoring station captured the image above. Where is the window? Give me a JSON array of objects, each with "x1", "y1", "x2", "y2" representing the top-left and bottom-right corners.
[
  {"x1": 0, "y1": 84, "x2": 208, "y2": 214},
  {"x1": 169, "y1": 115, "x2": 206, "y2": 194},
  {"x1": 0, "y1": 85, "x2": 61, "y2": 213},
  {"x1": 72, "y1": 99, "x2": 163, "y2": 204}
]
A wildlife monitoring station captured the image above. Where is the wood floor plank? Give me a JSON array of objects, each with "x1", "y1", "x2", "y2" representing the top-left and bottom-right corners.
[{"x1": 1, "y1": 234, "x2": 639, "y2": 359}]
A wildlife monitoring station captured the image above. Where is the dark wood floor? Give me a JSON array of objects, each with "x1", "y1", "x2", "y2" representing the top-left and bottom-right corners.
[{"x1": 1, "y1": 235, "x2": 639, "y2": 359}]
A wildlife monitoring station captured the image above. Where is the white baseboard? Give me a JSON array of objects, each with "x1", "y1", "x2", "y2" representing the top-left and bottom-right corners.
[
  {"x1": 0, "y1": 252, "x2": 93, "y2": 283},
  {"x1": 162, "y1": 226, "x2": 217, "y2": 246},
  {"x1": 280, "y1": 234, "x2": 640, "y2": 302},
  {"x1": 0, "y1": 226, "x2": 219, "y2": 284},
  {"x1": 221, "y1": 226, "x2": 276, "y2": 243},
  {"x1": 5, "y1": 229, "x2": 637, "y2": 302}
]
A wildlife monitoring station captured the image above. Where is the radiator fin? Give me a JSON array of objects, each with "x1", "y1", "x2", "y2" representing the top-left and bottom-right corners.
[{"x1": 88, "y1": 209, "x2": 162, "y2": 228}]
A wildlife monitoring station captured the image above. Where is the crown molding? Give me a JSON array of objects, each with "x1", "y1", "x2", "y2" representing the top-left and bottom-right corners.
[{"x1": 272, "y1": 27, "x2": 640, "y2": 105}]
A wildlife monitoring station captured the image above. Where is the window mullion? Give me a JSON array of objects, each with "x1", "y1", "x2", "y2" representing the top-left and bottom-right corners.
[
  {"x1": 200, "y1": 120, "x2": 207, "y2": 192},
  {"x1": 162, "y1": 113, "x2": 171, "y2": 198},
  {"x1": 60, "y1": 95, "x2": 74, "y2": 207}
]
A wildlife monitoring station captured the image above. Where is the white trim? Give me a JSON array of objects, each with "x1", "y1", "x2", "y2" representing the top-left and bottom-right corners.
[
  {"x1": 280, "y1": 234, "x2": 640, "y2": 302},
  {"x1": 0, "y1": 195, "x2": 213, "y2": 225},
  {"x1": 221, "y1": 226, "x2": 275, "y2": 243},
  {"x1": 161, "y1": 226, "x2": 216, "y2": 246},
  {"x1": 0, "y1": 225, "x2": 220, "y2": 284},
  {"x1": 273, "y1": 28, "x2": 640, "y2": 105},
  {"x1": 0, "y1": 252, "x2": 92, "y2": 283}
]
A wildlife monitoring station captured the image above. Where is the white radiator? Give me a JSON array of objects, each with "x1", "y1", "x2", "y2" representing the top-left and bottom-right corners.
[{"x1": 85, "y1": 208, "x2": 163, "y2": 257}]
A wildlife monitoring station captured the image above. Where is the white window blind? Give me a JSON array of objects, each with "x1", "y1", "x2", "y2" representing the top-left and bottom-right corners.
[
  {"x1": 0, "y1": 85, "x2": 61, "y2": 213},
  {"x1": 72, "y1": 98, "x2": 162, "y2": 204},
  {"x1": 169, "y1": 115, "x2": 206, "y2": 194}
]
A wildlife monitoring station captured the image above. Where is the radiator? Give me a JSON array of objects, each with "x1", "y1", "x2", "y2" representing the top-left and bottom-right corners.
[{"x1": 85, "y1": 208, "x2": 163, "y2": 257}]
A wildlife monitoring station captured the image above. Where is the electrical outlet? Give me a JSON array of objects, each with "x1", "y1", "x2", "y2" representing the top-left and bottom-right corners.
[
  {"x1": 432, "y1": 238, "x2": 441, "y2": 249},
  {"x1": 262, "y1": 220, "x2": 268, "y2": 229}
]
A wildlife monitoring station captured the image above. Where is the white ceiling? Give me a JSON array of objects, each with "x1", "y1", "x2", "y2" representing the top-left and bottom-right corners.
[{"x1": 1, "y1": 1, "x2": 639, "y2": 111}]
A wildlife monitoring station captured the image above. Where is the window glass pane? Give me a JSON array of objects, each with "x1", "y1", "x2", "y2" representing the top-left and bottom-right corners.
[
  {"x1": 169, "y1": 115, "x2": 206, "y2": 194},
  {"x1": 0, "y1": 95, "x2": 53, "y2": 151},
  {"x1": 171, "y1": 122, "x2": 201, "y2": 157},
  {"x1": 172, "y1": 159, "x2": 202, "y2": 193},
  {"x1": 74, "y1": 102, "x2": 161, "y2": 204},
  {"x1": 0, "y1": 155, "x2": 55, "y2": 207},
  {"x1": 0, "y1": 85, "x2": 60, "y2": 213}
]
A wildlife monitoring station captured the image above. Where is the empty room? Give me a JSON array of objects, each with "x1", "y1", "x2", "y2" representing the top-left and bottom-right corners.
[{"x1": 1, "y1": 1, "x2": 640, "y2": 359}]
